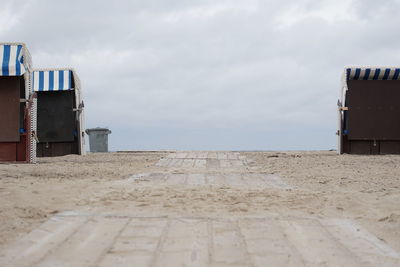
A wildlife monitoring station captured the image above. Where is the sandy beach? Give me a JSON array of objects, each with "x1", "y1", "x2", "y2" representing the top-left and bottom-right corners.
[{"x1": 0, "y1": 151, "x2": 399, "y2": 266}]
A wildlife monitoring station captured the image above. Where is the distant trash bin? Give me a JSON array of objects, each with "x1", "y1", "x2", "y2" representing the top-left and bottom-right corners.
[{"x1": 85, "y1": 128, "x2": 112, "y2": 152}]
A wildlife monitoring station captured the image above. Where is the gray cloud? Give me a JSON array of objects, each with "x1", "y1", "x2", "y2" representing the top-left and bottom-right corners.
[{"x1": 2, "y1": 0, "x2": 399, "y2": 150}]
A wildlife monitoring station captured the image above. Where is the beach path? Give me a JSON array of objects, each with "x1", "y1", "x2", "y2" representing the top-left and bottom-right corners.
[{"x1": 1, "y1": 151, "x2": 399, "y2": 267}]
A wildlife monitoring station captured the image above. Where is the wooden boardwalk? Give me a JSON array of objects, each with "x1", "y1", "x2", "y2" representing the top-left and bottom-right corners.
[
  {"x1": 129, "y1": 172, "x2": 291, "y2": 188},
  {"x1": 1, "y1": 213, "x2": 399, "y2": 267},
  {"x1": 156, "y1": 152, "x2": 247, "y2": 170}
]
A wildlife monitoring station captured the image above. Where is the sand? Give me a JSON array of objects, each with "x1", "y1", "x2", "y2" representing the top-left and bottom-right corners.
[
  {"x1": 0, "y1": 152, "x2": 164, "y2": 246},
  {"x1": 0, "y1": 151, "x2": 399, "y2": 265}
]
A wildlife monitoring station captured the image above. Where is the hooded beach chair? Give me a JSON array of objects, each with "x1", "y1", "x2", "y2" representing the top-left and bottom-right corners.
[
  {"x1": 338, "y1": 67, "x2": 400, "y2": 154},
  {"x1": 0, "y1": 43, "x2": 36, "y2": 163},
  {"x1": 33, "y1": 68, "x2": 85, "y2": 157}
]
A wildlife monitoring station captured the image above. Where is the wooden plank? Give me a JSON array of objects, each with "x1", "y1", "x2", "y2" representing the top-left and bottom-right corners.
[
  {"x1": 206, "y1": 174, "x2": 225, "y2": 184},
  {"x1": 239, "y1": 218, "x2": 305, "y2": 267},
  {"x1": 149, "y1": 173, "x2": 167, "y2": 182},
  {"x1": 211, "y1": 221, "x2": 251, "y2": 266},
  {"x1": 99, "y1": 218, "x2": 167, "y2": 267},
  {"x1": 99, "y1": 251, "x2": 153, "y2": 267},
  {"x1": 167, "y1": 158, "x2": 183, "y2": 167},
  {"x1": 186, "y1": 174, "x2": 206, "y2": 185},
  {"x1": 182, "y1": 159, "x2": 195, "y2": 168},
  {"x1": 166, "y1": 153, "x2": 176, "y2": 159},
  {"x1": 227, "y1": 153, "x2": 239, "y2": 160},
  {"x1": 119, "y1": 218, "x2": 167, "y2": 238},
  {"x1": 206, "y1": 159, "x2": 220, "y2": 169},
  {"x1": 219, "y1": 160, "x2": 232, "y2": 168},
  {"x1": 166, "y1": 174, "x2": 187, "y2": 184},
  {"x1": 279, "y1": 219, "x2": 364, "y2": 266},
  {"x1": 194, "y1": 159, "x2": 207, "y2": 168},
  {"x1": 217, "y1": 153, "x2": 228, "y2": 160},
  {"x1": 175, "y1": 152, "x2": 187, "y2": 158},
  {"x1": 321, "y1": 219, "x2": 400, "y2": 266},
  {"x1": 0, "y1": 216, "x2": 88, "y2": 267},
  {"x1": 230, "y1": 159, "x2": 245, "y2": 167},
  {"x1": 260, "y1": 174, "x2": 291, "y2": 189},
  {"x1": 197, "y1": 151, "x2": 208, "y2": 159},
  {"x1": 128, "y1": 173, "x2": 167, "y2": 183},
  {"x1": 154, "y1": 219, "x2": 209, "y2": 266},
  {"x1": 207, "y1": 152, "x2": 218, "y2": 159},
  {"x1": 224, "y1": 174, "x2": 245, "y2": 186},
  {"x1": 37, "y1": 217, "x2": 129, "y2": 267},
  {"x1": 155, "y1": 158, "x2": 169, "y2": 167},
  {"x1": 187, "y1": 152, "x2": 196, "y2": 158},
  {"x1": 241, "y1": 173, "x2": 265, "y2": 186}
]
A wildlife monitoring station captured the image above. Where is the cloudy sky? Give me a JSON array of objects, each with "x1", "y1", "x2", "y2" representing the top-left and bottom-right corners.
[{"x1": 1, "y1": 0, "x2": 399, "y2": 151}]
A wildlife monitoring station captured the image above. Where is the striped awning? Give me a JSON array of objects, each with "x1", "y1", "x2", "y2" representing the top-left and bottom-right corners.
[
  {"x1": 33, "y1": 70, "x2": 73, "y2": 91},
  {"x1": 0, "y1": 44, "x2": 26, "y2": 76},
  {"x1": 347, "y1": 67, "x2": 400, "y2": 81}
]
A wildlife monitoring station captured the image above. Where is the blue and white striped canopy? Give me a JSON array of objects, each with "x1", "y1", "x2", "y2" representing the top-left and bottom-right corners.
[
  {"x1": 33, "y1": 70, "x2": 73, "y2": 91},
  {"x1": 0, "y1": 44, "x2": 26, "y2": 76},
  {"x1": 347, "y1": 67, "x2": 400, "y2": 81}
]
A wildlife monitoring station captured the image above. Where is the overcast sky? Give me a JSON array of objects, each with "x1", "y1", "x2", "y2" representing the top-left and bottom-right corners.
[{"x1": 1, "y1": 0, "x2": 399, "y2": 151}]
